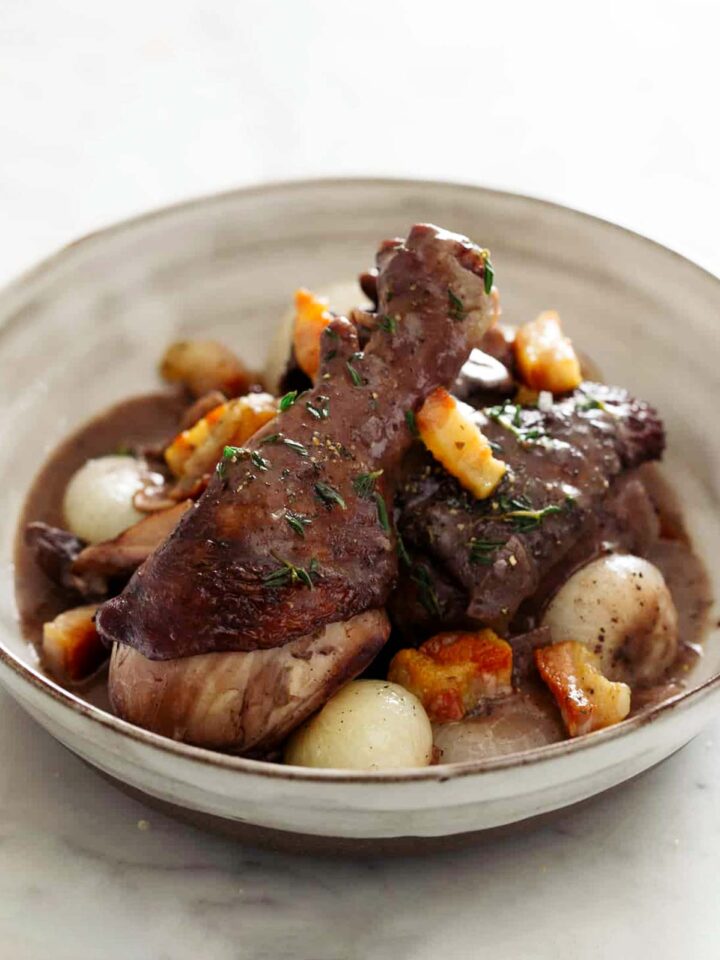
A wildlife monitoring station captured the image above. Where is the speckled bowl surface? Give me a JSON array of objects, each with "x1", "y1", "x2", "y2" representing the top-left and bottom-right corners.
[{"x1": 0, "y1": 179, "x2": 718, "y2": 851}]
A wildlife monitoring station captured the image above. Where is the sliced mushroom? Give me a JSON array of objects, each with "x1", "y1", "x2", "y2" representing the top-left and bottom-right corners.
[
  {"x1": 72, "y1": 500, "x2": 192, "y2": 579},
  {"x1": 24, "y1": 522, "x2": 106, "y2": 599}
]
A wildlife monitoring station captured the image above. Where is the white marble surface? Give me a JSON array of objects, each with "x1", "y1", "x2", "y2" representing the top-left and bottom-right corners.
[{"x1": 1, "y1": 1, "x2": 719, "y2": 957}]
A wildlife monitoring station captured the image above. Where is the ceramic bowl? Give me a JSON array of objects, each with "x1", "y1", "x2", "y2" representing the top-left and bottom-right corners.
[{"x1": 1, "y1": 179, "x2": 718, "y2": 852}]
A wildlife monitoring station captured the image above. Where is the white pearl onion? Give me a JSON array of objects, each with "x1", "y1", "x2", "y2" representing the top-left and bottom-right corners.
[
  {"x1": 63, "y1": 455, "x2": 150, "y2": 544},
  {"x1": 542, "y1": 554, "x2": 678, "y2": 686},
  {"x1": 285, "y1": 680, "x2": 433, "y2": 770}
]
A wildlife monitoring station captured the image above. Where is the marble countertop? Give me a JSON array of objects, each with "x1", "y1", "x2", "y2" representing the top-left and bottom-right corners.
[
  {"x1": 1, "y1": 2, "x2": 718, "y2": 957},
  {"x1": 0, "y1": 691, "x2": 717, "y2": 959}
]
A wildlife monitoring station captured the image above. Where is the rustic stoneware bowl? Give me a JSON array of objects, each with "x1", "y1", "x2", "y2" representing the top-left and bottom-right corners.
[{"x1": 1, "y1": 179, "x2": 718, "y2": 854}]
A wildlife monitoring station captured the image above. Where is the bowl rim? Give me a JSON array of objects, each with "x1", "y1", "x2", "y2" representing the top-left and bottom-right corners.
[{"x1": 1, "y1": 175, "x2": 718, "y2": 785}]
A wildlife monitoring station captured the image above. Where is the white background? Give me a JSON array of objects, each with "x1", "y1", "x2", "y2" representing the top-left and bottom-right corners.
[{"x1": 1, "y1": 2, "x2": 719, "y2": 958}]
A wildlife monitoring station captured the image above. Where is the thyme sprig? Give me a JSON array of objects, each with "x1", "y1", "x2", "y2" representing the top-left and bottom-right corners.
[
  {"x1": 465, "y1": 494, "x2": 566, "y2": 558},
  {"x1": 493, "y1": 493, "x2": 563, "y2": 532},
  {"x1": 352, "y1": 469, "x2": 383, "y2": 498},
  {"x1": 262, "y1": 553, "x2": 319, "y2": 589},
  {"x1": 486, "y1": 401, "x2": 545, "y2": 443}
]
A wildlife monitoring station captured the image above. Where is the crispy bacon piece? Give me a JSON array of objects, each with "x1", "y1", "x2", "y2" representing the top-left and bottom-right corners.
[
  {"x1": 514, "y1": 310, "x2": 582, "y2": 394},
  {"x1": 417, "y1": 387, "x2": 506, "y2": 499},
  {"x1": 292, "y1": 288, "x2": 334, "y2": 380},
  {"x1": 164, "y1": 393, "x2": 277, "y2": 481},
  {"x1": 535, "y1": 641, "x2": 631, "y2": 737},
  {"x1": 388, "y1": 629, "x2": 513, "y2": 722},
  {"x1": 42, "y1": 604, "x2": 106, "y2": 682}
]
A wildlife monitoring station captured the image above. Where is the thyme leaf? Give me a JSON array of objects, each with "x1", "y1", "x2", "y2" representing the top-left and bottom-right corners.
[
  {"x1": 250, "y1": 451, "x2": 270, "y2": 472},
  {"x1": 482, "y1": 252, "x2": 495, "y2": 294},
  {"x1": 577, "y1": 386, "x2": 608, "y2": 412},
  {"x1": 397, "y1": 533, "x2": 412, "y2": 567},
  {"x1": 468, "y1": 538, "x2": 505, "y2": 565},
  {"x1": 279, "y1": 390, "x2": 298, "y2": 411},
  {"x1": 373, "y1": 491, "x2": 390, "y2": 532},
  {"x1": 314, "y1": 481, "x2": 346, "y2": 510},
  {"x1": 282, "y1": 438, "x2": 309, "y2": 457},
  {"x1": 259, "y1": 433, "x2": 308, "y2": 457},
  {"x1": 405, "y1": 409, "x2": 419, "y2": 437},
  {"x1": 346, "y1": 360, "x2": 364, "y2": 387},
  {"x1": 448, "y1": 288, "x2": 465, "y2": 321},
  {"x1": 219, "y1": 444, "x2": 269, "y2": 476},
  {"x1": 305, "y1": 394, "x2": 330, "y2": 420},
  {"x1": 295, "y1": 563, "x2": 315, "y2": 589},
  {"x1": 352, "y1": 469, "x2": 383, "y2": 499},
  {"x1": 411, "y1": 563, "x2": 441, "y2": 617},
  {"x1": 379, "y1": 314, "x2": 397, "y2": 333},
  {"x1": 261, "y1": 566, "x2": 292, "y2": 587},
  {"x1": 284, "y1": 510, "x2": 311, "y2": 537},
  {"x1": 486, "y1": 401, "x2": 546, "y2": 444},
  {"x1": 223, "y1": 445, "x2": 244, "y2": 459}
]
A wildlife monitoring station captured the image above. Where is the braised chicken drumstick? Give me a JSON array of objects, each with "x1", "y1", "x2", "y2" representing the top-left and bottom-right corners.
[{"x1": 98, "y1": 224, "x2": 497, "y2": 752}]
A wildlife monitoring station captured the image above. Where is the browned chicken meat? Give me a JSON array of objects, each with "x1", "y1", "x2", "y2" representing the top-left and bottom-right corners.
[
  {"x1": 393, "y1": 384, "x2": 665, "y2": 637},
  {"x1": 98, "y1": 224, "x2": 497, "y2": 751},
  {"x1": 110, "y1": 609, "x2": 390, "y2": 754}
]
